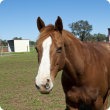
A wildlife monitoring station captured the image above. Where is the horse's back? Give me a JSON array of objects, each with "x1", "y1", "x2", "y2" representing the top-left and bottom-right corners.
[
  {"x1": 90, "y1": 42, "x2": 110, "y2": 51},
  {"x1": 90, "y1": 42, "x2": 110, "y2": 89}
]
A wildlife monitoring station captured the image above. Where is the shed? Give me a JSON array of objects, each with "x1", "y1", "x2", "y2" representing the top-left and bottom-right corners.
[{"x1": 8, "y1": 39, "x2": 30, "y2": 52}]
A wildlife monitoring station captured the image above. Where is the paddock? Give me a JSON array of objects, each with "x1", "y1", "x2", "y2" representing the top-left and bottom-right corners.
[{"x1": 0, "y1": 47, "x2": 110, "y2": 110}]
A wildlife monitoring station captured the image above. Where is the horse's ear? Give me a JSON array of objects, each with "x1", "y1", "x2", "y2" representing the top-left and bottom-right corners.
[
  {"x1": 55, "y1": 16, "x2": 63, "y2": 34},
  {"x1": 37, "y1": 17, "x2": 45, "y2": 32}
]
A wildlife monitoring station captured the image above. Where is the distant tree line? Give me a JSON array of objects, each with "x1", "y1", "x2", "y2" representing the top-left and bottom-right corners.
[
  {"x1": 84, "y1": 33, "x2": 108, "y2": 42},
  {"x1": 0, "y1": 22, "x2": 108, "y2": 46},
  {"x1": 0, "y1": 37, "x2": 38, "y2": 46},
  {"x1": 12, "y1": 37, "x2": 22, "y2": 40},
  {"x1": 69, "y1": 20, "x2": 108, "y2": 41}
]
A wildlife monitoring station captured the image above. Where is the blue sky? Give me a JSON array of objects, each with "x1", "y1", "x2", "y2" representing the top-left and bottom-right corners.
[{"x1": 0, "y1": 0, "x2": 110, "y2": 41}]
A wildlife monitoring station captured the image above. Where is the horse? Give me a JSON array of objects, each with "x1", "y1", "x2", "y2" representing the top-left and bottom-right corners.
[{"x1": 35, "y1": 16, "x2": 110, "y2": 110}]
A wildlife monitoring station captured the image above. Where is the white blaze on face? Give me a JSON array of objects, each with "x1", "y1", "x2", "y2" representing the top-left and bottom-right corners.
[{"x1": 35, "y1": 36, "x2": 53, "y2": 90}]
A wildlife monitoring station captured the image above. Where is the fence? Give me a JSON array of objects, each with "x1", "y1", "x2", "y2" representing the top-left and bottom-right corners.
[{"x1": 0, "y1": 45, "x2": 35, "y2": 56}]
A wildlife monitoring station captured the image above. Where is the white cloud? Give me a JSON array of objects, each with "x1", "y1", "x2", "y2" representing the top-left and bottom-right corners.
[
  {"x1": 0, "y1": 0, "x2": 4, "y2": 4},
  {"x1": 107, "y1": 0, "x2": 110, "y2": 4}
]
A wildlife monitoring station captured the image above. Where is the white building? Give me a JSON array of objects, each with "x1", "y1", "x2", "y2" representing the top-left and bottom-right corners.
[{"x1": 8, "y1": 39, "x2": 30, "y2": 52}]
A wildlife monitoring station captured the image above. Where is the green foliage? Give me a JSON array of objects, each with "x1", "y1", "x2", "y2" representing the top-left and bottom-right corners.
[
  {"x1": 69, "y1": 20, "x2": 92, "y2": 41},
  {"x1": 12, "y1": 37, "x2": 22, "y2": 40},
  {"x1": 69, "y1": 20, "x2": 108, "y2": 42},
  {"x1": 30, "y1": 41, "x2": 36, "y2": 46},
  {"x1": 29, "y1": 39, "x2": 38, "y2": 46},
  {"x1": 83, "y1": 33, "x2": 108, "y2": 42},
  {"x1": 96, "y1": 33, "x2": 108, "y2": 41},
  {"x1": 1, "y1": 39, "x2": 7, "y2": 46}
]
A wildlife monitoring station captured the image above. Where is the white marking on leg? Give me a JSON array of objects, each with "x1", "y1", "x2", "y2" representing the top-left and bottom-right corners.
[{"x1": 35, "y1": 36, "x2": 53, "y2": 90}]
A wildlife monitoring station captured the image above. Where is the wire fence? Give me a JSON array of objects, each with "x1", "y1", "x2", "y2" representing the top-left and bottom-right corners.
[{"x1": 0, "y1": 45, "x2": 36, "y2": 56}]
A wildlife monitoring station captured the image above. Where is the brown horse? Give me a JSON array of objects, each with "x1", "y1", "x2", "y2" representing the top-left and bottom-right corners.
[{"x1": 35, "y1": 16, "x2": 110, "y2": 110}]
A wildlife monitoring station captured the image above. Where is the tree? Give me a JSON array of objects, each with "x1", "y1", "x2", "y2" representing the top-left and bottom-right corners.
[
  {"x1": 69, "y1": 20, "x2": 92, "y2": 41},
  {"x1": 12, "y1": 37, "x2": 22, "y2": 40},
  {"x1": 96, "y1": 33, "x2": 107, "y2": 41},
  {"x1": 84, "y1": 33, "x2": 107, "y2": 42},
  {"x1": 84, "y1": 34, "x2": 94, "y2": 41},
  {"x1": 1, "y1": 40, "x2": 7, "y2": 46},
  {"x1": 30, "y1": 41, "x2": 36, "y2": 45}
]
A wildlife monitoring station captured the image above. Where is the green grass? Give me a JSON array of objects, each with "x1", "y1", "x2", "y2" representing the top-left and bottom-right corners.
[
  {"x1": 0, "y1": 50, "x2": 108, "y2": 110},
  {"x1": 0, "y1": 51, "x2": 66, "y2": 110}
]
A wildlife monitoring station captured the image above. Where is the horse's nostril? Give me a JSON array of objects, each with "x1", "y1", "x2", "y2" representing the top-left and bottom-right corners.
[
  {"x1": 45, "y1": 83, "x2": 50, "y2": 89},
  {"x1": 47, "y1": 79, "x2": 50, "y2": 83},
  {"x1": 45, "y1": 79, "x2": 50, "y2": 89},
  {"x1": 35, "y1": 84, "x2": 40, "y2": 89}
]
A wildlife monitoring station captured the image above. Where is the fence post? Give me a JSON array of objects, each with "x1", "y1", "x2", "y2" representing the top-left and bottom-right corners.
[
  {"x1": 27, "y1": 45, "x2": 28, "y2": 52},
  {"x1": 33, "y1": 46, "x2": 34, "y2": 51},
  {"x1": 2, "y1": 46, "x2": 3, "y2": 53}
]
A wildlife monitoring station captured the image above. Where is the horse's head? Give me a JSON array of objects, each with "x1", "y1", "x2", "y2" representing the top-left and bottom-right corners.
[{"x1": 35, "y1": 16, "x2": 66, "y2": 94}]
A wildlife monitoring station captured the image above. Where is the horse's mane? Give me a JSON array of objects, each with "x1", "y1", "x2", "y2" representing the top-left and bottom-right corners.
[
  {"x1": 62, "y1": 29, "x2": 83, "y2": 46},
  {"x1": 37, "y1": 24, "x2": 82, "y2": 47},
  {"x1": 62, "y1": 30, "x2": 110, "y2": 66}
]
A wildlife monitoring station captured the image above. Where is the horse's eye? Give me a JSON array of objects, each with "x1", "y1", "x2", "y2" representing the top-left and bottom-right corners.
[{"x1": 57, "y1": 46, "x2": 62, "y2": 53}]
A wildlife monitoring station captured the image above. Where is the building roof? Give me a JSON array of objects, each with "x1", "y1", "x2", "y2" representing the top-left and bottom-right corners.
[{"x1": 7, "y1": 39, "x2": 30, "y2": 42}]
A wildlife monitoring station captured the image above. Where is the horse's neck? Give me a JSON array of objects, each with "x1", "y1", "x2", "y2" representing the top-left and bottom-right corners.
[{"x1": 63, "y1": 31, "x2": 85, "y2": 84}]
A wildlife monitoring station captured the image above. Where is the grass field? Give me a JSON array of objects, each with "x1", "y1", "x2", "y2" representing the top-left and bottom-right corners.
[
  {"x1": 0, "y1": 50, "x2": 66, "y2": 110},
  {"x1": 0, "y1": 49, "x2": 110, "y2": 110}
]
